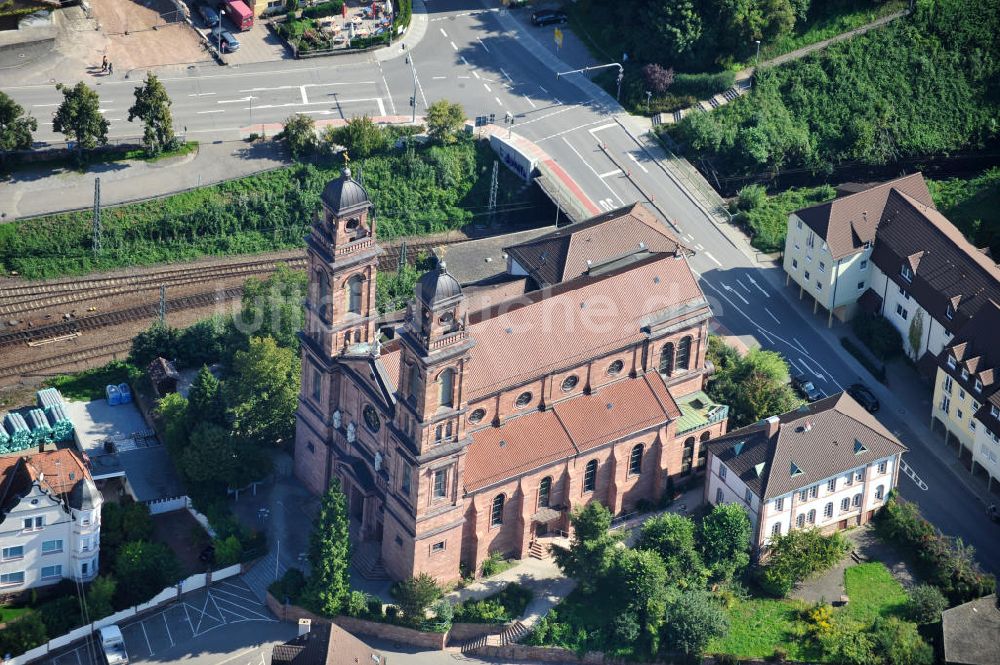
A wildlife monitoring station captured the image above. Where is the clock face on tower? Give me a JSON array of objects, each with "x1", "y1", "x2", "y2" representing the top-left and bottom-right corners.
[{"x1": 363, "y1": 404, "x2": 381, "y2": 433}]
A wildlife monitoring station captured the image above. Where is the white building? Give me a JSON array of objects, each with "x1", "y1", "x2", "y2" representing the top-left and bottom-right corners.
[
  {"x1": 0, "y1": 449, "x2": 102, "y2": 593},
  {"x1": 704, "y1": 393, "x2": 906, "y2": 553},
  {"x1": 783, "y1": 174, "x2": 1000, "y2": 364}
]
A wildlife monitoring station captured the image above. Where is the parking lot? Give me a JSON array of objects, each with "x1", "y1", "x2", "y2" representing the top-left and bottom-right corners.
[
  {"x1": 182, "y1": 0, "x2": 290, "y2": 64},
  {"x1": 41, "y1": 576, "x2": 290, "y2": 665}
]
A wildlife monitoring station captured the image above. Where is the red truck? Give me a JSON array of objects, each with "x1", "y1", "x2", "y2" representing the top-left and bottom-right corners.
[{"x1": 223, "y1": 0, "x2": 253, "y2": 31}]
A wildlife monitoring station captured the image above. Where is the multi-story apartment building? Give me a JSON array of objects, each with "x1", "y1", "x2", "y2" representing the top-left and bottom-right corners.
[
  {"x1": 0, "y1": 449, "x2": 102, "y2": 594},
  {"x1": 932, "y1": 300, "x2": 1000, "y2": 491},
  {"x1": 704, "y1": 393, "x2": 906, "y2": 553},
  {"x1": 294, "y1": 169, "x2": 729, "y2": 582},
  {"x1": 783, "y1": 174, "x2": 1000, "y2": 364}
]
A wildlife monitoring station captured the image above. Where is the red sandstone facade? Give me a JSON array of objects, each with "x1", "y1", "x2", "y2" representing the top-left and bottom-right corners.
[{"x1": 294, "y1": 171, "x2": 727, "y2": 583}]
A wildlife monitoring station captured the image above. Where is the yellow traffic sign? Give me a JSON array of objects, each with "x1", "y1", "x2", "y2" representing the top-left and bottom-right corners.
[{"x1": 554, "y1": 27, "x2": 563, "y2": 48}]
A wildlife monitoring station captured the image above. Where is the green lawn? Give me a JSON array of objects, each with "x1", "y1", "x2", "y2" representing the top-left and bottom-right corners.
[
  {"x1": 0, "y1": 606, "x2": 28, "y2": 623},
  {"x1": 45, "y1": 361, "x2": 140, "y2": 402},
  {"x1": 734, "y1": 184, "x2": 837, "y2": 253},
  {"x1": 708, "y1": 562, "x2": 908, "y2": 661},
  {"x1": 841, "y1": 562, "x2": 908, "y2": 625},
  {"x1": 927, "y1": 167, "x2": 1000, "y2": 257}
]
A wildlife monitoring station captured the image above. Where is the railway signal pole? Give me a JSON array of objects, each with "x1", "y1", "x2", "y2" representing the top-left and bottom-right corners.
[
  {"x1": 92, "y1": 177, "x2": 102, "y2": 256},
  {"x1": 159, "y1": 285, "x2": 166, "y2": 325},
  {"x1": 488, "y1": 160, "x2": 499, "y2": 226}
]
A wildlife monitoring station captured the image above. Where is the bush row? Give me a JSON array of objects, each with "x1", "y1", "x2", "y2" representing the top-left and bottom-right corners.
[{"x1": 840, "y1": 336, "x2": 888, "y2": 384}]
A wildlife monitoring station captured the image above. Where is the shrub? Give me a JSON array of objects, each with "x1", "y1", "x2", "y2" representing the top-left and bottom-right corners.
[
  {"x1": 0, "y1": 611, "x2": 47, "y2": 656},
  {"x1": 480, "y1": 550, "x2": 510, "y2": 577},
  {"x1": 737, "y1": 183, "x2": 768, "y2": 211},
  {"x1": 757, "y1": 529, "x2": 849, "y2": 597},
  {"x1": 642, "y1": 63, "x2": 675, "y2": 95},
  {"x1": 37, "y1": 594, "x2": 83, "y2": 636},
  {"x1": 905, "y1": 584, "x2": 948, "y2": 624},
  {"x1": 852, "y1": 314, "x2": 903, "y2": 361},
  {"x1": 392, "y1": 573, "x2": 442, "y2": 626},
  {"x1": 803, "y1": 602, "x2": 835, "y2": 639},
  {"x1": 840, "y1": 337, "x2": 888, "y2": 384},
  {"x1": 670, "y1": 71, "x2": 737, "y2": 99},
  {"x1": 661, "y1": 589, "x2": 729, "y2": 657},
  {"x1": 346, "y1": 590, "x2": 369, "y2": 618},
  {"x1": 301, "y1": 0, "x2": 344, "y2": 19},
  {"x1": 871, "y1": 616, "x2": 933, "y2": 665},
  {"x1": 212, "y1": 535, "x2": 243, "y2": 567},
  {"x1": 268, "y1": 567, "x2": 307, "y2": 604},
  {"x1": 453, "y1": 583, "x2": 532, "y2": 623}
]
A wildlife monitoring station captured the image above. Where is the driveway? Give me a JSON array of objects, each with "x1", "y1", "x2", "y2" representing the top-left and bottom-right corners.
[{"x1": 40, "y1": 576, "x2": 292, "y2": 665}]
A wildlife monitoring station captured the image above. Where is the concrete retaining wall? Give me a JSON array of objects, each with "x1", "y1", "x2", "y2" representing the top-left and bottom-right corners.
[{"x1": 447, "y1": 621, "x2": 508, "y2": 643}]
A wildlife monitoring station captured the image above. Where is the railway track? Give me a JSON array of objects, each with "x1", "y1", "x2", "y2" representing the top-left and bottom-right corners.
[
  {"x1": 0, "y1": 288, "x2": 244, "y2": 349},
  {"x1": 0, "y1": 340, "x2": 134, "y2": 381}
]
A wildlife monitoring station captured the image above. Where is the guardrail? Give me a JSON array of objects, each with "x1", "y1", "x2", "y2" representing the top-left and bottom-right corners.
[{"x1": 6, "y1": 564, "x2": 242, "y2": 665}]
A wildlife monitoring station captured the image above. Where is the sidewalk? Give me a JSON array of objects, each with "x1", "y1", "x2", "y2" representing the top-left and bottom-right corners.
[{"x1": 0, "y1": 139, "x2": 288, "y2": 221}]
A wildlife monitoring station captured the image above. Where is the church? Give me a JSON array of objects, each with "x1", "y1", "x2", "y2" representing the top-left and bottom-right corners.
[{"x1": 293, "y1": 168, "x2": 729, "y2": 583}]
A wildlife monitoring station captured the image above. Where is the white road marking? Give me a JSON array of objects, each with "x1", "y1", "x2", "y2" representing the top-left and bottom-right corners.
[
  {"x1": 539, "y1": 85, "x2": 549, "y2": 92},
  {"x1": 457, "y1": 75, "x2": 471, "y2": 79},
  {"x1": 183, "y1": 603, "x2": 196, "y2": 634},
  {"x1": 627, "y1": 152, "x2": 649, "y2": 173},
  {"x1": 684, "y1": 233, "x2": 695, "y2": 242},
  {"x1": 588, "y1": 122, "x2": 617, "y2": 134},
  {"x1": 196, "y1": 109, "x2": 226, "y2": 114},
  {"x1": 376, "y1": 97, "x2": 386, "y2": 116},
  {"x1": 450, "y1": 41, "x2": 458, "y2": 51},
  {"x1": 722, "y1": 283, "x2": 750, "y2": 305},
  {"x1": 139, "y1": 621, "x2": 154, "y2": 656},
  {"x1": 217, "y1": 96, "x2": 253, "y2": 104},
  {"x1": 598, "y1": 169, "x2": 623, "y2": 178},
  {"x1": 736, "y1": 278, "x2": 751, "y2": 292},
  {"x1": 799, "y1": 357, "x2": 827, "y2": 383},
  {"x1": 380, "y1": 74, "x2": 397, "y2": 115},
  {"x1": 561, "y1": 135, "x2": 625, "y2": 205},
  {"x1": 500, "y1": 68, "x2": 511, "y2": 81},
  {"x1": 703, "y1": 251, "x2": 723, "y2": 267},
  {"x1": 299, "y1": 86, "x2": 308, "y2": 105},
  {"x1": 765, "y1": 308, "x2": 781, "y2": 324},
  {"x1": 598, "y1": 199, "x2": 613, "y2": 211},
  {"x1": 187, "y1": 92, "x2": 216, "y2": 97},
  {"x1": 792, "y1": 337, "x2": 808, "y2": 354},
  {"x1": 162, "y1": 613, "x2": 174, "y2": 646},
  {"x1": 439, "y1": 28, "x2": 447, "y2": 37},
  {"x1": 432, "y1": 76, "x2": 447, "y2": 79},
  {"x1": 483, "y1": 83, "x2": 492, "y2": 92},
  {"x1": 523, "y1": 95, "x2": 537, "y2": 108},
  {"x1": 900, "y1": 460, "x2": 929, "y2": 490},
  {"x1": 495, "y1": 96, "x2": 504, "y2": 106},
  {"x1": 462, "y1": 56, "x2": 471, "y2": 66},
  {"x1": 787, "y1": 358, "x2": 803, "y2": 374},
  {"x1": 514, "y1": 105, "x2": 574, "y2": 127},
  {"x1": 32, "y1": 102, "x2": 59, "y2": 107},
  {"x1": 746, "y1": 275, "x2": 770, "y2": 298},
  {"x1": 695, "y1": 243, "x2": 705, "y2": 250},
  {"x1": 239, "y1": 82, "x2": 370, "y2": 93},
  {"x1": 477, "y1": 37, "x2": 490, "y2": 52}
]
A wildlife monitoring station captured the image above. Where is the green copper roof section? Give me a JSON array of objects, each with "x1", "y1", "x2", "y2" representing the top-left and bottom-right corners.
[{"x1": 675, "y1": 390, "x2": 728, "y2": 435}]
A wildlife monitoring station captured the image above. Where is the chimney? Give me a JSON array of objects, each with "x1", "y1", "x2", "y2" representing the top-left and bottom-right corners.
[
  {"x1": 298, "y1": 618, "x2": 311, "y2": 637},
  {"x1": 765, "y1": 415, "x2": 780, "y2": 437}
]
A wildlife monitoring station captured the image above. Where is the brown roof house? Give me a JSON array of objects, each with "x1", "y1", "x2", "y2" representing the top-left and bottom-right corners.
[
  {"x1": 941, "y1": 591, "x2": 1000, "y2": 665},
  {"x1": 0, "y1": 449, "x2": 103, "y2": 592},
  {"x1": 782, "y1": 173, "x2": 1000, "y2": 364},
  {"x1": 293, "y1": 170, "x2": 728, "y2": 583},
  {"x1": 147, "y1": 357, "x2": 180, "y2": 397},
  {"x1": 272, "y1": 620, "x2": 383, "y2": 665},
  {"x1": 703, "y1": 393, "x2": 907, "y2": 553}
]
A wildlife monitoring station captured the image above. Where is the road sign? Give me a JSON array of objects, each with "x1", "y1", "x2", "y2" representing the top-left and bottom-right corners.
[{"x1": 554, "y1": 27, "x2": 563, "y2": 49}]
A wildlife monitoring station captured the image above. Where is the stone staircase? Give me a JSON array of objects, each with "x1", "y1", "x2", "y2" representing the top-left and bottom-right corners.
[
  {"x1": 243, "y1": 553, "x2": 287, "y2": 601},
  {"x1": 528, "y1": 540, "x2": 547, "y2": 559},
  {"x1": 351, "y1": 541, "x2": 390, "y2": 580},
  {"x1": 458, "y1": 620, "x2": 530, "y2": 653},
  {"x1": 652, "y1": 79, "x2": 753, "y2": 126}
]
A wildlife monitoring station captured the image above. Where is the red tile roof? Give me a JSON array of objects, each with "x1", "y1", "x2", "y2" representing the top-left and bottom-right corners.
[
  {"x1": 0, "y1": 449, "x2": 93, "y2": 518},
  {"x1": 464, "y1": 372, "x2": 680, "y2": 492},
  {"x1": 463, "y1": 253, "x2": 707, "y2": 401}
]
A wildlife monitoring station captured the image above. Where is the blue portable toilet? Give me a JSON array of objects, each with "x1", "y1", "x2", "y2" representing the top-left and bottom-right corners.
[{"x1": 106, "y1": 384, "x2": 122, "y2": 405}]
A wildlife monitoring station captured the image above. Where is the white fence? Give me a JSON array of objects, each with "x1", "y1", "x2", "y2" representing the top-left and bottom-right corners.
[
  {"x1": 147, "y1": 496, "x2": 190, "y2": 515},
  {"x1": 4, "y1": 565, "x2": 242, "y2": 665}
]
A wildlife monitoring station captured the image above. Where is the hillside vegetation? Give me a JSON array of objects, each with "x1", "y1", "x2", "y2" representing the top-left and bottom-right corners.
[
  {"x1": 669, "y1": 0, "x2": 1000, "y2": 177},
  {"x1": 0, "y1": 136, "x2": 524, "y2": 279}
]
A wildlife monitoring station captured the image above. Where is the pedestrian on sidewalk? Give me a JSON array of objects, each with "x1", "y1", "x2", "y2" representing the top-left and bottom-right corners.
[
  {"x1": 108, "y1": 62, "x2": 114, "y2": 75},
  {"x1": 101, "y1": 55, "x2": 108, "y2": 72}
]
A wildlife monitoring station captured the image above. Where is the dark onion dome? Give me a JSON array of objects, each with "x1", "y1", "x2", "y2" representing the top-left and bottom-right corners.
[
  {"x1": 417, "y1": 262, "x2": 463, "y2": 305},
  {"x1": 321, "y1": 167, "x2": 371, "y2": 215},
  {"x1": 69, "y1": 477, "x2": 101, "y2": 511}
]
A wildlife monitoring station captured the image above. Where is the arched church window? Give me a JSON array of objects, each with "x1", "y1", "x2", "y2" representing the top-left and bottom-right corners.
[{"x1": 347, "y1": 275, "x2": 364, "y2": 314}]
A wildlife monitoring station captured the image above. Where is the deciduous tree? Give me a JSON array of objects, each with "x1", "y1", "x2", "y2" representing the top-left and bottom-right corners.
[
  {"x1": 181, "y1": 422, "x2": 237, "y2": 485},
  {"x1": 303, "y1": 479, "x2": 351, "y2": 616},
  {"x1": 661, "y1": 588, "x2": 729, "y2": 657},
  {"x1": 551, "y1": 501, "x2": 620, "y2": 593},
  {"x1": 637, "y1": 513, "x2": 705, "y2": 585},
  {"x1": 127, "y1": 73, "x2": 176, "y2": 155},
  {"x1": 425, "y1": 100, "x2": 465, "y2": 143},
  {"x1": 226, "y1": 336, "x2": 299, "y2": 446},
  {"x1": 699, "y1": 502, "x2": 751, "y2": 581},
  {"x1": 114, "y1": 541, "x2": 181, "y2": 606},
  {"x1": 86, "y1": 575, "x2": 118, "y2": 618},
  {"x1": 642, "y1": 63, "x2": 676, "y2": 96},
  {"x1": 0, "y1": 91, "x2": 37, "y2": 155},
  {"x1": 52, "y1": 82, "x2": 110, "y2": 157},
  {"x1": 282, "y1": 113, "x2": 316, "y2": 159},
  {"x1": 187, "y1": 365, "x2": 224, "y2": 427}
]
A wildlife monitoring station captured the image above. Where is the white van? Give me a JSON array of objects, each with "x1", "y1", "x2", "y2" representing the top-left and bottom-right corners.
[{"x1": 98, "y1": 625, "x2": 129, "y2": 665}]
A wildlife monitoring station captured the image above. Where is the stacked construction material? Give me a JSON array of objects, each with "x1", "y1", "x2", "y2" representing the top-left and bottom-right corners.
[
  {"x1": 27, "y1": 408, "x2": 53, "y2": 444},
  {"x1": 46, "y1": 403, "x2": 74, "y2": 442},
  {"x1": 0, "y1": 420, "x2": 9, "y2": 450},
  {"x1": 3, "y1": 413, "x2": 32, "y2": 452},
  {"x1": 36, "y1": 387, "x2": 64, "y2": 410}
]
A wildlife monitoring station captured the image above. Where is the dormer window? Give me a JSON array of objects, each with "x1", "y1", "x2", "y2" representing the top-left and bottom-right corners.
[
  {"x1": 946, "y1": 304, "x2": 954, "y2": 320},
  {"x1": 992, "y1": 405, "x2": 1000, "y2": 419},
  {"x1": 900, "y1": 264, "x2": 913, "y2": 282},
  {"x1": 947, "y1": 356, "x2": 957, "y2": 370},
  {"x1": 974, "y1": 379, "x2": 982, "y2": 393},
  {"x1": 961, "y1": 369, "x2": 969, "y2": 381}
]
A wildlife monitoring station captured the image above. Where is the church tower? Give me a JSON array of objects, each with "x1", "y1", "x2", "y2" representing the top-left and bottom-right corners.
[
  {"x1": 294, "y1": 168, "x2": 383, "y2": 498},
  {"x1": 381, "y1": 264, "x2": 475, "y2": 581}
]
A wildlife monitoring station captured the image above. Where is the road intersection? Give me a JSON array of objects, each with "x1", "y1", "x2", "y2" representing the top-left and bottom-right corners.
[{"x1": 2, "y1": 0, "x2": 997, "y2": 572}]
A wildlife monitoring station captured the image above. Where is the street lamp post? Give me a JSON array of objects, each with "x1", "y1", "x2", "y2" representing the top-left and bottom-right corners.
[
  {"x1": 645, "y1": 90, "x2": 652, "y2": 111},
  {"x1": 754, "y1": 40, "x2": 761, "y2": 67},
  {"x1": 406, "y1": 50, "x2": 417, "y2": 124}
]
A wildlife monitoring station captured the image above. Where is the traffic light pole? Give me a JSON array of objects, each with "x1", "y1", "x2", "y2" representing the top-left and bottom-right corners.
[
  {"x1": 556, "y1": 62, "x2": 624, "y2": 101},
  {"x1": 406, "y1": 49, "x2": 417, "y2": 123}
]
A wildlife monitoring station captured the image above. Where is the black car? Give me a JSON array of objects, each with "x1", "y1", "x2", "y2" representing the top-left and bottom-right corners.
[
  {"x1": 198, "y1": 4, "x2": 220, "y2": 27},
  {"x1": 531, "y1": 9, "x2": 567, "y2": 26},
  {"x1": 847, "y1": 383, "x2": 880, "y2": 413},
  {"x1": 791, "y1": 375, "x2": 824, "y2": 402}
]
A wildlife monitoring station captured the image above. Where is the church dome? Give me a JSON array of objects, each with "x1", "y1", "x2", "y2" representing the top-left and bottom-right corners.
[
  {"x1": 417, "y1": 263, "x2": 462, "y2": 306},
  {"x1": 321, "y1": 167, "x2": 371, "y2": 214}
]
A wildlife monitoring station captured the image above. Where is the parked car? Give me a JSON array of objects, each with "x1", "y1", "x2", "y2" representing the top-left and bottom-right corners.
[
  {"x1": 847, "y1": 383, "x2": 880, "y2": 413},
  {"x1": 198, "y1": 4, "x2": 220, "y2": 27},
  {"x1": 99, "y1": 625, "x2": 129, "y2": 665},
  {"x1": 531, "y1": 9, "x2": 567, "y2": 26},
  {"x1": 791, "y1": 375, "x2": 824, "y2": 402},
  {"x1": 212, "y1": 27, "x2": 241, "y2": 52}
]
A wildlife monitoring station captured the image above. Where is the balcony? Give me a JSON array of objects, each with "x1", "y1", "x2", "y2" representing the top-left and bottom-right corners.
[{"x1": 675, "y1": 391, "x2": 729, "y2": 435}]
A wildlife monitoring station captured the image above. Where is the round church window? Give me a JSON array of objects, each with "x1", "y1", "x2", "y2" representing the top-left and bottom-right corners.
[
  {"x1": 515, "y1": 391, "x2": 533, "y2": 408},
  {"x1": 363, "y1": 404, "x2": 381, "y2": 433},
  {"x1": 468, "y1": 408, "x2": 486, "y2": 424},
  {"x1": 561, "y1": 375, "x2": 579, "y2": 392},
  {"x1": 607, "y1": 360, "x2": 625, "y2": 376}
]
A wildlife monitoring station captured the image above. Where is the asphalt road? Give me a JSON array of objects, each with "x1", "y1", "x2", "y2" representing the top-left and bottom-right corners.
[{"x1": 2, "y1": 0, "x2": 998, "y2": 572}]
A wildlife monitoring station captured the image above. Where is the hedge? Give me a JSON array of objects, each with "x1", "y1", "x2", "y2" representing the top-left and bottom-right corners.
[
  {"x1": 840, "y1": 337, "x2": 887, "y2": 384},
  {"x1": 670, "y1": 71, "x2": 737, "y2": 99},
  {"x1": 301, "y1": 0, "x2": 343, "y2": 19}
]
